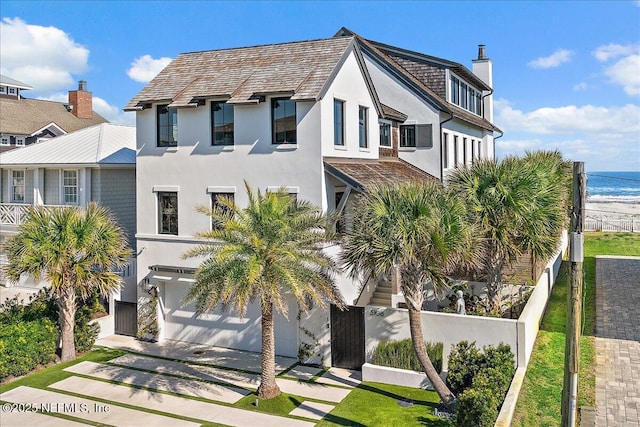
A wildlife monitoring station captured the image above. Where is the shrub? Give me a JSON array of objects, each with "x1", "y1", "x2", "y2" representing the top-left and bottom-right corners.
[
  {"x1": 446, "y1": 340, "x2": 483, "y2": 395},
  {"x1": 74, "y1": 301, "x2": 100, "y2": 353},
  {"x1": 447, "y1": 341, "x2": 516, "y2": 427},
  {"x1": 0, "y1": 318, "x2": 58, "y2": 380},
  {"x1": 372, "y1": 339, "x2": 443, "y2": 373}
]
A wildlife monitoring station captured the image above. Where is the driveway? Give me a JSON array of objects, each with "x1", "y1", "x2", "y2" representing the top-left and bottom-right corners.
[{"x1": 0, "y1": 336, "x2": 360, "y2": 426}]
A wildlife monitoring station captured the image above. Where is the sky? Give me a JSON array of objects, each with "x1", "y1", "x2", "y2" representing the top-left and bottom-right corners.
[{"x1": 1, "y1": 1, "x2": 639, "y2": 172}]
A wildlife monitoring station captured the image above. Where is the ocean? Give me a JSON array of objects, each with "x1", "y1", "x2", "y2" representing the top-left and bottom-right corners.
[{"x1": 586, "y1": 171, "x2": 640, "y2": 203}]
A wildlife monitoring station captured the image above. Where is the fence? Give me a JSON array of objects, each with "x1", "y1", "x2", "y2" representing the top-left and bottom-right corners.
[
  {"x1": 364, "y1": 232, "x2": 568, "y2": 370},
  {"x1": 585, "y1": 216, "x2": 639, "y2": 232}
]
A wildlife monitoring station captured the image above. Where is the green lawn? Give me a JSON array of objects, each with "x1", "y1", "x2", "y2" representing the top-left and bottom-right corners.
[{"x1": 512, "y1": 232, "x2": 640, "y2": 426}]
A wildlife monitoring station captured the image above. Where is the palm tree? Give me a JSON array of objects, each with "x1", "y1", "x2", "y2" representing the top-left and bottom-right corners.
[
  {"x1": 5, "y1": 203, "x2": 131, "y2": 362},
  {"x1": 447, "y1": 153, "x2": 569, "y2": 312},
  {"x1": 183, "y1": 183, "x2": 345, "y2": 400},
  {"x1": 341, "y1": 181, "x2": 479, "y2": 409}
]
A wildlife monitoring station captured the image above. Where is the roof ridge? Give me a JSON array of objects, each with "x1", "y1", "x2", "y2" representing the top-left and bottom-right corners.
[
  {"x1": 95, "y1": 123, "x2": 106, "y2": 162},
  {"x1": 179, "y1": 35, "x2": 354, "y2": 56}
]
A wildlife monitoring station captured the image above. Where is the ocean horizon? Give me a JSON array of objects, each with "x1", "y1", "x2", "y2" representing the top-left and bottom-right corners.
[{"x1": 586, "y1": 171, "x2": 640, "y2": 204}]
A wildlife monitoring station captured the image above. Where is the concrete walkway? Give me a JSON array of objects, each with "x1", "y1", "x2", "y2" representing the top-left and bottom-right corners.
[{"x1": 595, "y1": 255, "x2": 640, "y2": 426}]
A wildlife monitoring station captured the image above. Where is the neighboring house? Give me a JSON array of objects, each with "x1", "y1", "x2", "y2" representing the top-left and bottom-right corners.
[
  {"x1": 0, "y1": 123, "x2": 137, "y2": 305},
  {"x1": 0, "y1": 76, "x2": 107, "y2": 153},
  {"x1": 125, "y1": 28, "x2": 500, "y2": 366}
]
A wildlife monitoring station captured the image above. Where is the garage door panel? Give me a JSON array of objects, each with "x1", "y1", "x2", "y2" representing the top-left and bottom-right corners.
[{"x1": 162, "y1": 282, "x2": 297, "y2": 357}]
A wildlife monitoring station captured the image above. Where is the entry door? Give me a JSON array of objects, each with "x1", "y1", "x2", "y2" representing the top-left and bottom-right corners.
[{"x1": 330, "y1": 305, "x2": 365, "y2": 370}]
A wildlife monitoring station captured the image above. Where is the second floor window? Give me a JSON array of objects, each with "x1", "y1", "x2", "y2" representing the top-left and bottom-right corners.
[
  {"x1": 157, "y1": 105, "x2": 178, "y2": 147},
  {"x1": 158, "y1": 192, "x2": 178, "y2": 235},
  {"x1": 11, "y1": 170, "x2": 25, "y2": 203},
  {"x1": 272, "y1": 98, "x2": 296, "y2": 144},
  {"x1": 400, "y1": 125, "x2": 416, "y2": 147},
  {"x1": 380, "y1": 122, "x2": 391, "y2": 147},
  {"x1": 63, "y1": 170, "x2": 78, "y2": 204},
  {"x1": 212, "y1": 102, "x2": 234, "y2": 146},
  {"x1": 334, "y1": 99, "x2": 345, "y2": 146},
  {"x1": 359, "y1": 106, "x2": 368, "y2": 148}
]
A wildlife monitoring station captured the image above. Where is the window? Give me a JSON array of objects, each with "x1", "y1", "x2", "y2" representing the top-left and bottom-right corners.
[
  {"x1": 272, "y1": 98, "x2": 296, "y2": 144},
  {"x1": 443, "y1": 133, "x2": 449, "y2": 168},
  {"x1": 335, "y1": 191, "x2": 346, "y2": 234},
  {"x1": 477, "y1": 140, "x2": 482, "y2": 160},
  {"x1": 16, "y1": 138, "x2": 24, "y2": 147},
  {"x1": 211, "y1": 192, "x2": 234, "y2": 230},
  {"x1": 9, "y1": 88, "x2": 16, "y2": 94},
  {"x1": 454, "y1": 135, "x2": 459, "y2": 166},
  {"x1": 463, "y1": 138, "x2": 468, "y2": 165},
  {"x1": 460, "y1": 83, "x2": 468, "y2": 109},
  {"x1": 211, "y1": 102, "x2": 234, "y2": 146},
  {"x1": 476, "y1": 93, "x2": 482, "y2": 116},
  {"x1": 358, "y1": 106, "x2": 368, "y2": 148},
  {"x1": 334, "y1": 99, "x2": 345, "y2": 146},
  {"x1": 11, "y1": 171, "x2": 25, "y2": 203},
  {"x1": 0, "y1": 137, "x2": 8, "y2": 146},
  {"x1": 158, "y1": 192, "x2": 178, "y2": 235},
  {"x1": 0, "y1": 86, "x2": 5, "y2": 93},
  {"x1": 400, "y1": 125, "x2": 416, "y2": 147},
  {"x1": 468, "y1": 89, "x2": 476, "y2": 114},
  {"x1": 157, "y1": 105, "x2": 178, "y2": 147},
  {"x1": 451, "y1": 76, "x2": 460, "y2": 105},
  {"x1": 63, "y1": 170, "x2": 78, "y2": 204},
  {"x1": 379, "y1": 122, "x2": 391, "y2": 147},
  {"x1": 471, "y1": 139, "x2": 476, "y2": 163}
]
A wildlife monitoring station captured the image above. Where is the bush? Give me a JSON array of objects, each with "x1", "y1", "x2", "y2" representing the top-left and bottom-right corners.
[
  {"x1": 0, "y1": 318, "x2": 58, "y2": 380},
  {"x1": 446, "y1": 340, "x2": 483, "y2": 395},
  {"x1": 74, "y1": 301, "x2": 100, "y2": 353},
  {"x1": 447, "y1": 341, "x2": 516, "y2": 427},
  {"x1": 372, "y1": 339, "x2": 443, "y2": 373}
]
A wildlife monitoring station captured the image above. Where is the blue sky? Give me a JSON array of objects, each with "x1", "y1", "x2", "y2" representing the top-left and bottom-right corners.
[{"x1": 1, "y1": 1, "x2": 639, "y2": 171}]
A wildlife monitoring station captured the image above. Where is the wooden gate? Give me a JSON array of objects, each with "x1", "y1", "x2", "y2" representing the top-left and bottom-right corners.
[
  {"x1": 330, "y1": 305, "x2": 365, "y2": 370},
  {"x1": 114, "y1": 301, "x2": 137, "y2": 337}
]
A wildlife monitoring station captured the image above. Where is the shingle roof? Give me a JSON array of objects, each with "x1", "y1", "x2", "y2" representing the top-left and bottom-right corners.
[
  {"x1": 0, "y1": 123, "x2": 135, "y2": 166},
  {"x1": 0, "y1": 97, "x2": 107, "y2": 135},
  {"x1": 125, "y1": 37, "x2": 355, "y2": 110},
  {"x1": 324, "y1": 157, "x2": 438, "y2": 192},
  {"x1": 0, "y1": 74, "x2": 32, "y2": 90}
]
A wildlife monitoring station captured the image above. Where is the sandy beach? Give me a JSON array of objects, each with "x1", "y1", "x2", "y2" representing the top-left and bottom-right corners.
[{"x1": 585, "y1": 201, "x2": 640, "y2": 218}]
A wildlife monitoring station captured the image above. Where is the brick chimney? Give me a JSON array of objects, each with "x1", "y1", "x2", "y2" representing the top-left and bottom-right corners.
[{"x1": 68, "y1": 80, "x2": 93, "y2": 119}]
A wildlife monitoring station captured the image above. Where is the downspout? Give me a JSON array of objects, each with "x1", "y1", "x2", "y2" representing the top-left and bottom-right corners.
[
  {"x1": 493, "y1": 129, "x2": 503, "y2": 160},
  {"x1": 481, "y1": 88, "x2": 493, "y2": 121},
  {"x1": 439, "y1": 110, "x2": 454, "y2": 182}
]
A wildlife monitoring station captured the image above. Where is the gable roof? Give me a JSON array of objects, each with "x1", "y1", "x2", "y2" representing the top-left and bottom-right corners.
[
  {"x1": 0, "y1": 97, "x2": 107, "y2": 135},
  {"x1": 324, "y1": 157, "x2": 438, "y2": 192},
  {"x1": 125, "y1": 36, "x2": 371, "y2": 110},
  {"x1": 0, "y1": 74, "x2": 32, "y2": 90},
  {"x1": 0, "y1": 123, "x2": 135, "y2": 166}
]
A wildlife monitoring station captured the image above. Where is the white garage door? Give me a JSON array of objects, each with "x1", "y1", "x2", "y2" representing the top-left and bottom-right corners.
[{"x1": 162, "y1": 282, "x2": 298, "y2": 357}]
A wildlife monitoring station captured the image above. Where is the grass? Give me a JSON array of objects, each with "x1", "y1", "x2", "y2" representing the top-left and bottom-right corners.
[
  {"x1": 512, "y1": 232, "x2": 640, "y2": 426},
  {"x1": 317, "y1": 381, "x2": 449, "y2": 427}
]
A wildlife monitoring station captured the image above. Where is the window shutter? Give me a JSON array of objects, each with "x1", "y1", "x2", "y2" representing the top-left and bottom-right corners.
[{"x1": 416, "y1": 124, "x2": 433, "y2": 148}]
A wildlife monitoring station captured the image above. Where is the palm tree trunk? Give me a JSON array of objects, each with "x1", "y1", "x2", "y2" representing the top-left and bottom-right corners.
[
  {"x1": 58, "y1": 286, "x2": 77, "y2": 362},
  {"x1": 257, "y1": 299, "x2": 281, "y2": 399},
  {"x1": 486, "y1": 251, "x2": 504, "y2": 313},
  {"x1": 408, "y1": 307, "x2": 456, "y2": 409}
]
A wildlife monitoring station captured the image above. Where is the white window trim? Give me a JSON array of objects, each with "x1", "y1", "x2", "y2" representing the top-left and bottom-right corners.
[
  {"x1": 11, "y1": 170, "x2": 26, "y2": 203},
  {"x1": 15, "y1": 137, "x2": 25, "y2": 147},
  {"x1": 448, "y1": 70, "x2": 483, "y2": 117},
  {"x1": 0, "y1": 136, "x2": 10, "y2": 146},
  {"x1": 60, "y1": 169, "x2": 79, "y2": 205}
]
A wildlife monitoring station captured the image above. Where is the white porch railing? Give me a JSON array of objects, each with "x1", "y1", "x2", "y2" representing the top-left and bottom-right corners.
[{"x1": 0, "y1": 203, "x2": 69, "y2": 226}]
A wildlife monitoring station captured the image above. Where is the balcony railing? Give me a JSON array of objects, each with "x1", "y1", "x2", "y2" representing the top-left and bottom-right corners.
[{"x1": 0, "y1": 203, "x2": 70, "y2": 226}]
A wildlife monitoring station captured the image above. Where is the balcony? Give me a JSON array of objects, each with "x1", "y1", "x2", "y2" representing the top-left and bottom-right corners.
[{"x1": 0, "y1": 203, "x2": 70, "y2": 227}]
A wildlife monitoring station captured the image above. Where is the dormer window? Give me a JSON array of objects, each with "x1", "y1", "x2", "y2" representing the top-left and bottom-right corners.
[{"x1": 449, "y1": 73, "x2": 482, "y2": 116}]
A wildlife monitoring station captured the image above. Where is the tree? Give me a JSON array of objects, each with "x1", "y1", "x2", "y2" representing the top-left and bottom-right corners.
[
  {"x1": 5, "y1": 203, "x2": 131, "y2": 362},
  {"x1": 447, "y1": 152, "x2": 569, "y2": 312},
  {"x1": 341, "y1": 181, "x2": 480, "y2": 409},
  {"x1": 183, "y1": 183, "x2": 345, "y2": 399}
]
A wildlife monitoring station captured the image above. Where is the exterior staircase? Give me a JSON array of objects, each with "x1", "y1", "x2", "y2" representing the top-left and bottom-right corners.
[{"x1": 368, "y1": 277, "x2": 393, "y2": 306}]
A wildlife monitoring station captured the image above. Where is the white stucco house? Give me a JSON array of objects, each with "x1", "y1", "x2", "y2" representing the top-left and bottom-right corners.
[{"x1": 125, "y1": 28, "x2": 500, "y2": 367}]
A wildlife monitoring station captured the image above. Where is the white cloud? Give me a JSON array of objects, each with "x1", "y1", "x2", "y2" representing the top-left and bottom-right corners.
[
  {"x1": 0, "y1": 17, "x2": 89, "y2": 91},
  {"x1": 603, "y1": 54, "x2": 640, "y2": 96},
  {"x1": 528, "y1": 49, "x2": 574, "y2": 69},
  {"x1": 38, "y1": 93, "x2": 135, "y2": 125},
  {"x1": 127, "y1": 55, "x2": 172, "y2": 83},
  {"x1": 495, "y1": 99, "x2": 640, "y2": 170},
  {"x1": 592, "y1": 43, "x2": 639, "y2": 62},
  {"x1": 573, "y1": 82, "x2": 588, "y2": 92}
]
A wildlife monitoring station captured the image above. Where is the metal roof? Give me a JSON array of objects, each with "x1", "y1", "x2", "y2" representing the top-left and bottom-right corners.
[
  {"x1": 0, "y1": 123, "x2": 135, "y2": 166},
  {"x1": 0, "y1": 74, "x2": 32, "y2": 90}
]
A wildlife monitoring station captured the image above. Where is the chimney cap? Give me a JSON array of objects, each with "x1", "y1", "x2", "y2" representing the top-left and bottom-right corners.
[
  {"x1": 477, "y1": 44, "x2": 487, "y2": 60},
  {"x1": 78, "y1": 80, "x2": 88, "y2": 91}
]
